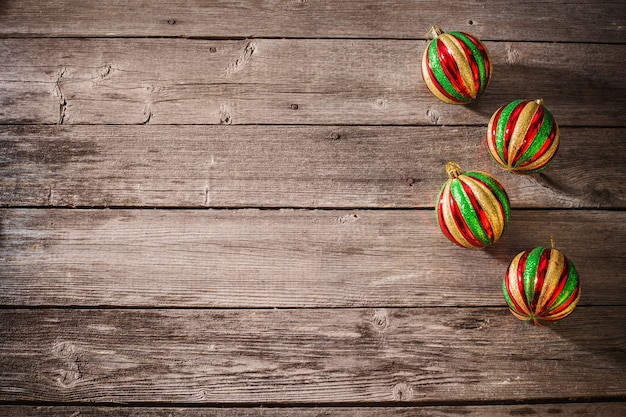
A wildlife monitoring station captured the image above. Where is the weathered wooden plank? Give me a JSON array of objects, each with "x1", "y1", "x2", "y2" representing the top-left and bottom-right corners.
[
  {"x1": 1, "y1": 126, "x2": 623, "y2": 209},
  {"x1": 0, "y1": 0, "x2": 624, "y2": 43},
  {"x1": 0, "y1": 39, "x2": 624, "y2": 126},
  {"x1": 1, "y1": 307, "x2": 624, "y2": 403},
  {"x1": 1, "y1": 209, "x2": 623, "y2": 307},
  {"x1": 2, "y1": 403, "x2": 626, "y2": 416}
]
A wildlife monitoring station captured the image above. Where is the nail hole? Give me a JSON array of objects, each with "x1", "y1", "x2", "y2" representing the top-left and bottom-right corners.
[
  {"x1": 209, "y1": 46, "x2": 217, "y2": 53},
  {"x1": 290, "y1": 103, "x2": 299, "y2": 110},
  {"x1": 468, "y1": 20, "x2": 474, "y2": 25},
  {"x1": 167, "y1": 19, "x2": 176, "y2": 25}
]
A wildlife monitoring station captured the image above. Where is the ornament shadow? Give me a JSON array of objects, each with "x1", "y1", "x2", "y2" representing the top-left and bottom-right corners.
[
  {"x1": 462, "y1": 62, "x2": 625, "y2": 123},
  {"x1": 547, "y1": 306, "x2": 626, "y2": 368}
]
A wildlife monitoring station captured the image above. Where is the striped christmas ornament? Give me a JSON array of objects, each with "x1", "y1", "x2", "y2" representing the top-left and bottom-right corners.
[
  {"x1": 436, "y1": 162, "x2": 510, "y2": 249},
  {"x1": 421, "y1": 25, "x2": 492, "y2": 104},
  {"x1": 503, "y1": 242, "x2": 581, "y2": 325},
  {"x1": 487, "y1": 99, "x2": 560, "y2": 174}
]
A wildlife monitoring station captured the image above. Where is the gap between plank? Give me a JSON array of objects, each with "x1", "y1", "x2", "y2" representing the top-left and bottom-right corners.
[{"x1": 1, "y1": 396, "x2": 625, "y2": 408}]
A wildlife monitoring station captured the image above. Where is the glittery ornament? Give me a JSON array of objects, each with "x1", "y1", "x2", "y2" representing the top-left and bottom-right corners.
[
  {"x1": 421, "y1": 25, "x2": 492, "y2": 104},
  {"x1": 487, "y1": 99, "x2": 560, "y2": 174},
  {"x1": 503, "y1": 239, "x2": 581, "y2": 325},
  {"x1": 436, "y1": 162, "x2": 510, "y2": 249}
]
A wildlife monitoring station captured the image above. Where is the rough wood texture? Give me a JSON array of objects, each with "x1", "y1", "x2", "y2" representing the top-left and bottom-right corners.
[
  {"x1": 1, "y1": 209, "x2": 623, "y2": 308},
  {"x1": 0, "y1": 39, "x2": 624, "y2": 126},
  {"x1": 1, "y1": 308, "x2": 625, "y2": 404},
  {"x1": 1, "y1": 126, "x2": 623, "y2": 209},
  {"x1": 1, "y1": 1, "x2": 624, "y2": 412},
  {"x1": 3, "y1": 403, "x2": 626, "y2": 416},
  {"x1": 0, "y1": 0, "x2": 624, "y2": 43}
]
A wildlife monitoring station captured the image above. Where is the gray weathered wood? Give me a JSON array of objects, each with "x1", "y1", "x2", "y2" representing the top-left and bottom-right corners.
[
  {"x1": 1, "y1": 209, "x2": 623, "y2": 307},
  {"x1": 1, "y1": 307, "x2": 624, "y2": 403},
  {"x1": 1, "y1": 126, "x2": 623, "y2": 209},
  {"x1": 0, "y1": 0, "x2": 623, "y2": 43},
  {"x1": 2, "y1": 403, "x2": 626, "y2": 416},
  {"x1": 0, "y1": 39, "x2": 624, "y2": 126}
]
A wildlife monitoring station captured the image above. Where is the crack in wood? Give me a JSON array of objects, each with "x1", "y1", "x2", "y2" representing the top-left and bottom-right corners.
[
  {"x1": 53, "y1": 67, "x2": 67, "y2": 125},
  {"x1": 226, "y1": 41, "x2": 256, "y2": 75}
]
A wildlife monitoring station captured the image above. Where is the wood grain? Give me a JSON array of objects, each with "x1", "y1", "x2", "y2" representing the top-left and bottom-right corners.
[
  {"x1": 3, "y1": 403, "x2": 626, "y2": 416},
  {"x1": 1, "y1": 125, "x2": 623, "y2": 209},
  {"x1": 1, "y1": 39, "x2": 624, "y2": 126},
  {"x1": 1, "y1": 209, "x2": 623, "y2": 307},
  {"x1": 0, "y1": 0, "x2": 623, "y2": 43},
  {"x1": 1, "y1": 307, "x2": 625, "y2": 404}
]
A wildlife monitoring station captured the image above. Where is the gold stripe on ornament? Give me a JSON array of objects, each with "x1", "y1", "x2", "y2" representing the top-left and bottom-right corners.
[
  {"x1": 509, "y1": 308, "x2": 531, "y2": 322},
  {"x1": 535, "y1": 249, "x2": 566, "y2": 313},
  {"x1": 463, "y1": 176, "x2": 505, "y2": 240},
  {"x1": 507, "y1": 253, "x2": 532, "y2": 316},
  {"x1": 507, "y1": 100, "x2": 541, "y2": 167},
  {"x1": 439, "y1": 35, "x2": 477, "y2": 99},
  {"x1": 440, "y1": 181, "x2": 478, "y2": 249},
  {"x1": 547, "y1": 292, "x2": 580, "y2": 320},
  {"x1": 523, "y1": 124, "x2": 560, "y2": 172}
]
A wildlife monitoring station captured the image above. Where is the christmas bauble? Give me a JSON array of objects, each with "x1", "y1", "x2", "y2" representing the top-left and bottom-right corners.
[
  {"x1": 421, "y1": 25, "x2": 492, "y2": 104},
  {"x1": 503, "y1": 244, "x2": 581, "y2": 325},
  {"x1": 487, "y1": 99, "x2": 560, "y2": 174},
  {"x1": 436, "y1": 162, "x2": 510, "y2": 249}
]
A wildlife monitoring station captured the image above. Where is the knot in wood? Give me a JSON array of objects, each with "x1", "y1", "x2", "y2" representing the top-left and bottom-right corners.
[
  {"x1": 392, "y1": 382, "x2": 413, "y2": 401},
  {"x1": 52, "y1": 341, "x2": 77, "y2": 358},
  {"x1": 426, "y1": 108, "x2": 442, "y2": 125},
  {"x1": 370, "y1": 309, "x2": 388, "y2": 330}
]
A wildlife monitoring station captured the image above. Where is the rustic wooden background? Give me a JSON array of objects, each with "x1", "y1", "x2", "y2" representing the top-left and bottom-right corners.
[{"x1": 1, "y1": 1, "x2": 625, "y2": 415}]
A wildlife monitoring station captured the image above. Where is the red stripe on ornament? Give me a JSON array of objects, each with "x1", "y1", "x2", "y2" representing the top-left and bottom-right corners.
[
  {"x1": 463, "y1": 32, "x2": 490, "y2": 79},
  {"x1": 513, "y1": 105, "x2": 544, "y2": 166},
  {"x1": 503, "y1": 101, "x2": 527, "y2": 162},
  {"x1": 530, "y1": 248, "x2": 550, "y2": 311},
  {"x1": 516, "y1": 250, "x2": 532, "y2": 312},
  {"x1": 527, "y1": 122, "x2": 558, "y2": 165},
  {"x1": 436, "y1": 38, "x2": 471, "y2": 99},
  {"x1": 449, "y1": 193, "x2": 483, "y2": 248},
  {"x1": 425, "y1": 56, "x2": 466, "y2": 104},
  {"x1": 467, "y1": 175, "x2": 506, "y2": 226},
  {"x1": 548, "y1": 285, "x2": 579, "y2": 317},
  {"x1": 489, "y1": 106, "x2": 505, "y2": 163},
  {"x1": 538, "y1": 258, "x2": 570, "y2": 315},
  {"x1": 456, "y1": 38, "x2": 480, "y2": 94},
  {"x1": 437, "y1": 192, "x2": 463, "y2": 247},
  {"x1": 505, "y1": 252, "x2": 530, "y2": 315}
]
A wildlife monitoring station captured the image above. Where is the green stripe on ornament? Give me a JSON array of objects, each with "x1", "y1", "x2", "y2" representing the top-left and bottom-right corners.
[
  {"x1": 502, "y1": 279, "x2": 517, "y2": 311},
  {"x1": 495, "y1": 100, "x2": 524, "y2": 164},
  {"x1": 516, "y1": 108, "x2": 555, "y2": 167},
  {"x1": 427, "y1": 39, "x2": 468, "y2": 103},
  {"x1": 450, "y1": 178, "x2": 489, "y2": 246},
  {"x1": 550, "y1": 261, "x2": 579, "y2": 311},
  {"x1": 451, "y1": 32, "x2": 488, "y2": 90},
  {"x1": 465, "y1": 171, "x2": 510, "y2": 225},
  {"x1": 523, "y1": 247, "x2": 545, "y2": 308}
]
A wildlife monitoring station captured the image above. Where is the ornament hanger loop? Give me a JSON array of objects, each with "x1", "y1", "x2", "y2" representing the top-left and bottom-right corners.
[
  {"x1": 427, "y1": 25, "x2": 444, "y2": 40},
  {"x1": 446, "y1": 161, "x2": 462, "y2": 179}
]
